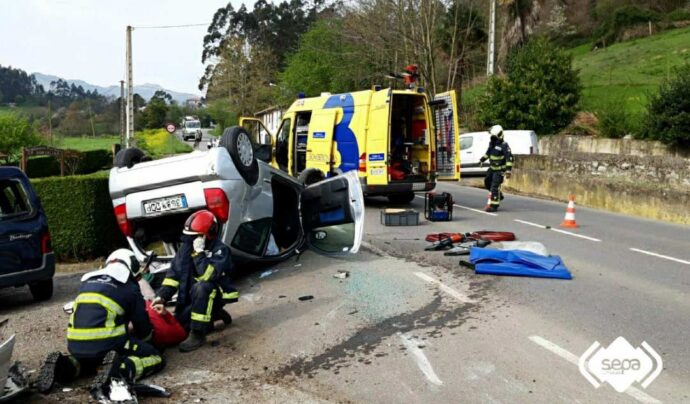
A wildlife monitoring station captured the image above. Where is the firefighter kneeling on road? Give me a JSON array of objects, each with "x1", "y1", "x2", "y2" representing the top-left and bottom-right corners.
[
  {"x1": 153, "y1": 209, "x2": 237, "y2": 353},
  {"x1": 480, "y1": 125, "x2": 514, "y2": 213},
  {"x1": 37, "y1": 249, "x2": 164, "y2": 396}
]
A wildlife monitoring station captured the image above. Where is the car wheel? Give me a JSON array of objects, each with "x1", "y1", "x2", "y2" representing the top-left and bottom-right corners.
[
  {"x1": 388, "y1": 192, "x2": 416, "y2": 205},
  {"x1": 29, "y1": 278, "x2": 53, "y2": 301},
  {"x1": 298, "y1": 168, "x2": 325, "y2": 186},
  {"x1": 220, "y1": 126, "x2": 259, "y2": 185},
  {"x1": 115, "y1": 147, "x2": 146, "y2": 169}
]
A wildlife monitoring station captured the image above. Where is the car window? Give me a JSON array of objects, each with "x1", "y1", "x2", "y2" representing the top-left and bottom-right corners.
[
  {"x1": 460, "y1": 136, "x2": 473, "y2": 150},
  {"x1": 230, "y1": 218, "x2": 273, "y2": 256},
  {"x1": 0, "y1": 179, "x2": 33, "y2": 221}
]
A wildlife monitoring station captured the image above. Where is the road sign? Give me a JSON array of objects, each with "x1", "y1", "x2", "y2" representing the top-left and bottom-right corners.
[{"x1": 166, "y1": 123, "x2": 176, "y2": 134}]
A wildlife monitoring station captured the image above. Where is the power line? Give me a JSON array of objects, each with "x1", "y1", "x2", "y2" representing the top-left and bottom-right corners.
[{"x1": 132, "y1": 23, "x2": 208, "y2": 30}]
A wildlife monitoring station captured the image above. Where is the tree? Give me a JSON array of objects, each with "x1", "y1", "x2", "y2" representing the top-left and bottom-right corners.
[
  {"x1": 642, "y1": 64, "x2": 690, "y2": 147},
  {"x1": 479, "y1": 37, "x2": 580, "y2": 135},
  {"x1": 498, "y1": 0, "x2": 543, "y2": 67},
  {"x1": 0, "y1": 113, "x2": 41, "y2": 163},
  {"x1": 280, "y1": 18, "x2": 375, "y2": 100},
  {"x1": 151, "y1": 90, "x2": 173, "y2": 104}
]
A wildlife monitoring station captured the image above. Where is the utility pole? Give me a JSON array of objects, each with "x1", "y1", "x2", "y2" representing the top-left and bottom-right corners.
[
  {"x1": 120, "y1": 80, "x2": 125, "y2": 146},
  {"x1": 125, "y1": 25, "x2": 134, "y2": 147},
  {"x1": 487, "y1": 0, "x2": 496, "y2": 76}
]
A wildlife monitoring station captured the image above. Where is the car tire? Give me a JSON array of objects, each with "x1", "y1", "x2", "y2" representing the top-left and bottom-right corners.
[
  {"x1": 115, "y1": 147, "x2": 146, "y2": 169},
  {"x1": 388, "y1": 192, "x2": 416, "y2": 205},
  {"x1": 220, "y1": 126, "x2": 259, "y2": 185},
  {"x1": 29, "y1": 278, "x2": 53, "y2": 301},
  {"x1": 298, "y1": 168, "x2": 325, "y2": 186}
]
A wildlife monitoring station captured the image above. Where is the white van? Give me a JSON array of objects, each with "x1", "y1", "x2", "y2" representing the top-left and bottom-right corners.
[{"x1": 460, "y1": 130, "x2": 539, "y2": 174}]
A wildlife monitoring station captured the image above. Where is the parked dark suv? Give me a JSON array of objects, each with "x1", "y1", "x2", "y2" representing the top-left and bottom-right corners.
[{"x1": 0, "y1": 167, "x2": 54, "y2": 301}]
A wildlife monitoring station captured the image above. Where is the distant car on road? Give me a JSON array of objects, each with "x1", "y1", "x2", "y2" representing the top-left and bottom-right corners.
[
  {"x1": 460, "y1": 130, "x2": 539, "y2": 174},
  {"x1": 181, "y1": 117, "x2": 202, "y2": 142},
  {"x1": 109, "y1": 126, "x2": 365, "y2": 272},
  {"x1": 0, "y1": 167, "x2": 54, "y2": 301}
]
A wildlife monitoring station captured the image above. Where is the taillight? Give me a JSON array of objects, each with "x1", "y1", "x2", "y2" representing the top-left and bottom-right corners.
[
  {"x1": 41, "y1": 230, "x2": 52, "y2": 254},
  {"x1": 204, "y1": 188, "x2": 230, "y2": 223},
  {"x1": 359, "y1": 153, "x2": 366, "y2": 172},
  {"x1": 114, "y1": 204, "x2": 133, "y2": 237}
]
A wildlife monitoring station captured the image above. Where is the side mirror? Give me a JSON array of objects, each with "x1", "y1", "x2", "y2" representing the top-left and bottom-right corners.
[
  {"x1": 255, "y1": 144, "x2": 272, "y2": 163},
  {"x1": 63, "y1": 301, "x2": 74, "y2": 314}
]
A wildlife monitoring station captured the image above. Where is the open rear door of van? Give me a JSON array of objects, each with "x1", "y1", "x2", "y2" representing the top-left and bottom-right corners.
[
  {"x1": 432, "y1": 90, "x2": 460, "y2": 180},
  {"x1": 366, "y1": 89, "x2": 391, "y2": 185},
  {"x1": 306, "y1": 110, "x2": 337, "y2": 175}
]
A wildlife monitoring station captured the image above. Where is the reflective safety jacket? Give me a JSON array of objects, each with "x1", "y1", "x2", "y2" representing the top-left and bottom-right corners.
[
  {"x1": 158, "y1": 237, "x2": 237, "y2": 309},
  {"x1": 481, "y1": 140, "x2": 514, "y2": 172},
  {"x1": 67, "y1": 266, "x2": 152, "y2": 359}
]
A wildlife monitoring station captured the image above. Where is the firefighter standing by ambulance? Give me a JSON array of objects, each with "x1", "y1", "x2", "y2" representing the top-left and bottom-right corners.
[{"x1": 480, "y1": 125, "x2": 514, "y2": 212}]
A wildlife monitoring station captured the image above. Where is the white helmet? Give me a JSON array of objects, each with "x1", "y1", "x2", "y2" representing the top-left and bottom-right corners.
[
  {"x1": 489, "y1": 125, "x2": 504, "y2": 139},
  {"x1": 105, "y1": 249, "x2": 142, "y2": 277}
]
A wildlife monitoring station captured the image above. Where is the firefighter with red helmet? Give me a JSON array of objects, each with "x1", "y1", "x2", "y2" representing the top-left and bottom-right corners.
[{"x1": 154, "y1": 210, "x2": 237, "y2": 352}]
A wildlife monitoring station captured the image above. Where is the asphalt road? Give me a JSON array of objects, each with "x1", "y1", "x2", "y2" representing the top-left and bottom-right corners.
[
  {"x1": 175, "y1": 128, "x2": 214, "y2": 151},
  {"x1": 1, "y1": 181, "x2": 688, "y2": 403}
]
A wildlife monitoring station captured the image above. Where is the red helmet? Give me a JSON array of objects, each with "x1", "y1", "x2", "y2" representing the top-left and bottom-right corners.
[{"x1": 183, "y1": 210, "x2": 219, "y2": 239}]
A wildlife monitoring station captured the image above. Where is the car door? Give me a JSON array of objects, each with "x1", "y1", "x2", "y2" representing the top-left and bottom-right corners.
[
  {"x1": 432, "y1": 90, "x2": 460, "y2": 180},
  {"x1": 305, "y1": 110, "x2": 337, "y2": 176},
  {"x1": 299, "y1": 170, "x2": 364, "y2": 255},
  {"x1": 459, "y1": 135, "x2": 477, "y2": 167},
  {"x1": 240, "y1": 117, "x2": 274, "y2": 163},
  {"x1": 0, "y1": 175, "x2": 43, "y2": 275}
]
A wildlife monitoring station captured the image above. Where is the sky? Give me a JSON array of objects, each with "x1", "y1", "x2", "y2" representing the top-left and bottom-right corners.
[{"x1": 0, "y1": 0, "x2": 253, "y2": 95}]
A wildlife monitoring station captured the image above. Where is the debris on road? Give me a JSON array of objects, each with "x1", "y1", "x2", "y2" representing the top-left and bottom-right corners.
[
  {"x1": 298, "y1": 295, "x2": 314, "y2": 301},
  {"x1": 260, "y1": 269, "x2": 277, "y2": 278},
  {"x1": 333, "y1": 270, "x2": 350, "y2": 279},
  {"x1": 470, "y1": 248, "x2": 572, "y2": 279}
]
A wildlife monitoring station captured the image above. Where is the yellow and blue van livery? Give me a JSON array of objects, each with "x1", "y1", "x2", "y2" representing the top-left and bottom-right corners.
[{"x1": 242, "y1": 88, "x2": 459, "y2": 204}]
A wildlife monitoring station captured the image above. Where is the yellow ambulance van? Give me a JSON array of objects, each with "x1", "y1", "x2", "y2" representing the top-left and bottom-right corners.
[{"x1": 242, "y1": 87, "x2": 459, "y2": 204}]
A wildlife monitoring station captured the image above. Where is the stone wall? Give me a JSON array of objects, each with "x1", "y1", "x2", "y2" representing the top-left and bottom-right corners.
[
  {"x1": 506, "y1": 153, "x2": 690, "y2": 225},
  {"x1": 538, "y1": 135, "x2": 690, "y2": 160}
]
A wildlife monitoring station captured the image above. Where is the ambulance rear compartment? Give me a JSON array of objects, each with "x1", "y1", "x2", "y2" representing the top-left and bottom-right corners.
[{"x1": 387, "y1": 93, "x2": 433, "y2": 184}]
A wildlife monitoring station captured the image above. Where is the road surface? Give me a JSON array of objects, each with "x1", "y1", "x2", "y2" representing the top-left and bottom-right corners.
[
  {"x1": 175, "y1": 128, "x2": 214, "y2": 151},
  {"x1": 1, "y1": 182, "x2": 688, "y2": 403}
]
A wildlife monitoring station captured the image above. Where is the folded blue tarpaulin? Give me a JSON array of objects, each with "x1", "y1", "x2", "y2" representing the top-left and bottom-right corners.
[{"x1": 469, "y1": 248, "x2": 572, "y2": 280}]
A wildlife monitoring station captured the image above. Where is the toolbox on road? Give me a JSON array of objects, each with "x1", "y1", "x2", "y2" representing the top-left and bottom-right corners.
[{"x1": 380, "y1": 209, "x2": 420, "y2": 226}]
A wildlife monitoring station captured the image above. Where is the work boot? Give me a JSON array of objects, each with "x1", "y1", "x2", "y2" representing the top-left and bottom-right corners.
[
  {"x1": 216, "y1": 309, "x2": 232, "y2": 326},
  {"x1": 36, "y1": 352, "x2": 79, "y2": 394},
  {"x1": 484, "y1": 205, "x2": 498, "y2": 213},
  {"x1": 90, "y1": 350, "x2": 135, "y2": 403},
  {"x1": 179, "y1": 331, "x2": 206, "y2": 352}
]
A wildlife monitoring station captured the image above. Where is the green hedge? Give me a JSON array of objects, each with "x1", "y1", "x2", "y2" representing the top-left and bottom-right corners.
[
  {"x1": 18, "y1": 149, "x2": 112, "y2": 178},
  {"x1": 31, "y1": 173, "x2": 126, "y2": 261}
]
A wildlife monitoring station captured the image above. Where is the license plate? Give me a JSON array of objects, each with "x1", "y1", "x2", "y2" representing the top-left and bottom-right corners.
[
  {"x1": 370, "y1": 168, "x2": 385, "y2": 176},
  {"x1": 143, "y1": 195, "x2": 187, "y2": 215},
  {"x1": 412, "y1": 183, "x2": 426, "y2": 191}
]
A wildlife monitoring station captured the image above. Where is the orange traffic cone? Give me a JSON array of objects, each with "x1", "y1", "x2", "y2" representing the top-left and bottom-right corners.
[
  {"x1": 485, "y1": 192, "x2": 492, "y2": 209},
  {"x1": 561, "y1": 195, "x2": 579, "y2": 228}
]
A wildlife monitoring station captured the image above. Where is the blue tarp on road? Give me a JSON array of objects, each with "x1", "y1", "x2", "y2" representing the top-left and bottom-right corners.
[{"x1": 469, "y1": 248, "x2": 573, "y2": 280}]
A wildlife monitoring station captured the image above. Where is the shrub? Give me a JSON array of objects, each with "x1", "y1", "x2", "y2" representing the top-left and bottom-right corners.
[
  {"x1": 593, "y1": 6, "x2": 661, "y2": 46},
  {"x1": 642, "y1": 64, "x2": 690, "y2": 147},
  {"x1": 0, "y1": 113, "x2": 41, "y2": 163},
  {"x1": 666, "y1": 9, "x2": 690, "y2": 22},
  {"x1": 134, "y1": 129, "x2": 192, "y2": 158},
  {"x1": 14, "y1": 149, "x2": 112, "y2": 178},
  {"x1": 478, "y1": 37, "x2": 581, "y2": 135},
  {"x1": 596, "y1": 102, "x2": 641, "y2": 138},
  {"x1": 31, "y1": 173, "x2": 126, "y2": 260}
]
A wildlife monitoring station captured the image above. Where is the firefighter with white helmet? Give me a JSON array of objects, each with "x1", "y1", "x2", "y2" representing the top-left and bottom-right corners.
[
  {"x1": 480, "y1": 125, "x2": 514, "y2": 212},
  {"x1": 37, "y1": 249, "x2": 164, "y2": 396}
]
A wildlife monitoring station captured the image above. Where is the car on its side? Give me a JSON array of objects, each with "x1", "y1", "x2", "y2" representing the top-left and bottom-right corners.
[
  {"x1": 0, "y1": 167, "x2": 54, "y2": 301},
  {"x1": 109, "y1": 126, "x2": 365, "y2": 271}
]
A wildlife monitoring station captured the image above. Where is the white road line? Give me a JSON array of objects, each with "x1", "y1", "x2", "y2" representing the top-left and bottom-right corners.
[
  {"x1": 414, "y1": 195, "x2": 497, "y2": 216},
  {"x1": 529, "y1": 336, "x2": 661, "y2": 404},
  {"x1": 514, "y1": 219, "x2": 602, "y2": 242},
  {"x1": 414, "y1": 272, "x2": 474, "y2": 304},
  {"x1": 630, "y1": 248, "x2": 690, "y2": 265},
  {"x1": 398, "y1": 332, "x2": 443, "y2": 386}
]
